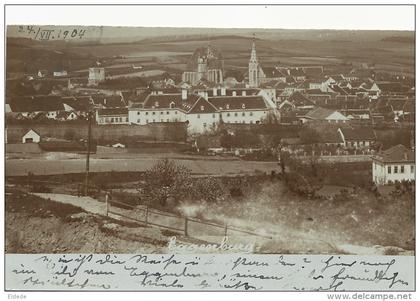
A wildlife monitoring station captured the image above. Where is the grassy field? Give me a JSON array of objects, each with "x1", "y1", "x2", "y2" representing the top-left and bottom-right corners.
[
  {"x1": 7, "y1": 31, "x2": 414, "y2": 76},
  {"x1": 6, "y1": 170, "x2": 414, "y2": 254}
]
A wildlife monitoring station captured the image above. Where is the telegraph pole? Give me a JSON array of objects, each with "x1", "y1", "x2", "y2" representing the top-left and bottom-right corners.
[{"x1": 85, "y1": 111, "x2": 92, "y2": 196}]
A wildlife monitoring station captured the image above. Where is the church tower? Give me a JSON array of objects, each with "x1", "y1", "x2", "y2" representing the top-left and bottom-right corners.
[
  {"x1": 248, "y1": 37, "x2": 259, "y2": 87},
  {"x1": 197, "y1": 56, "x2": 207, "y2": 81}
]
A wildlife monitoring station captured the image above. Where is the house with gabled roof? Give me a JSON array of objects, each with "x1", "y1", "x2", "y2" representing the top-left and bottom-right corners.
[
  {"x1": 372, "y1": 144, "x2": 415, "y2": 185},
  {"x1": 128, "y1": 89, "x2": 275, "y2": 133},
  {"x1": 300, "y1": 107, "x2": 349, "y2": 124},
  {"x1": 22, "y1": 129, "x2": 41, "y2": 143},
  {"x1": 7, "y1": 95, "x2": 68, "y2": 119},
  {"x1": 338, "y1": 127, "x2": 376, "y2": 149}
]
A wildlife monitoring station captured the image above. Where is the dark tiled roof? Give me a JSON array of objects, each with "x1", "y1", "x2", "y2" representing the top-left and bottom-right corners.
[
  {"x1": 8, "y1": 96, "x2": 65, "y2": 112},
  {"x1": 188, "y1": 97, "x2": 218, "y2": 114},
  {"x1": 91, "y1": 95, "x2": 125, "y2": 107},
  {"x1": 304, "y1": 107, "x2": 338, "y2": 119},
  {"x1": 375, "y1": 144, "x2": 414, "y2": 163},
  {"x1": 142, "y1": 93, "x2": 201, "y2": 113},
  {"x1": 288, "y1": 92, "x2": 315, "y2": 107},
  {"x1": 97, "y1": 108, "x2": 128, "y2": 116},
  {"x1": 376, "y1": 82, "x2": 409, "y2": 93},
  {"x1": 208, "y1": 96, "x2": 268, "y2": 111},
  {"x1": 339, "y1": 127, "x2": 376, "y2": 141},
  {"x1": 62, "y1": 96, "x2": 92, "y2": 111},
  {"x1": 261, "y1": 67, "x2": 285, "y2": 78}
]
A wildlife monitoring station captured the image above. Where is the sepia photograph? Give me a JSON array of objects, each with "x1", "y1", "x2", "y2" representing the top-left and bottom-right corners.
[{"x1": 3, "y1": 3, "x2": 416, "y2": 293}]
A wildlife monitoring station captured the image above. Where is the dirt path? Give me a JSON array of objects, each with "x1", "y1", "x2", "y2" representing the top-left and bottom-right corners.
[
  {"x1": 34, "y1": 193, "x2": 106, "y2": 215},
  {"x1": 32, "y1": 193, "x2": 274, "y2": 247}
]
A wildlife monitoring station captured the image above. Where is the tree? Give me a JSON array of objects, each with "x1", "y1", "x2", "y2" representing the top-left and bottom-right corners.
[
  {"x1": 191, "y1": 177, "x2": 226, "y2": 203},
  {"x1": 283, "y1": 154, "x2": 324, "y2": 198},
  {"x1": 142, "y1": 159, "x2": 192, "y2": 206}
]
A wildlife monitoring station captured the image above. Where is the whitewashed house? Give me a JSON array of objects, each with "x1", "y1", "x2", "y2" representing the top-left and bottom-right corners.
[
  {"x1": 96, "y1": 108, "x2": 129, "y2": 125},
  {"x1": 22, "y1": 129, "x2": 41, "y2": 143},
  {"x1": 372, "y1": 144, "x2": 415, "y2": 185},
  {"x1": 128, "y1": 89, "x2": 276, "y2": 133}
]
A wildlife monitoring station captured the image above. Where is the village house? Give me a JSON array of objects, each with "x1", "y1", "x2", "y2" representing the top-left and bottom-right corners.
[
  {"x1": 56, "y1": 111, "x2": 79, "y2": 121},
  {"x1": 338, "y1": 127, "x2": 376, "y2": 149},
  {"x1": 128, "y1": 89, "x2": 275, "y2": 133},
  {"x1": 340, "y1": 109, "x2": 371, "y2": 121},
  {"x1": 22, "y1": 129, "x2": 41, "y2": 143},
  {"x1": 278, "y1": 91, "x2": 315, "y2": 111},
  {"x1": 53, "y1": 70, "x2": 68, "y2": 77},
  {"x1": 7, "y1": 96, "x2": 69, "y2": 119},
  {"x1": 91, "y1": 94, "x2": 126, "y2": 108},
  {"x1": 300, "y1": 107, "x2": 349, "y2": 124},
  {"x1": 372, "y1": 144, "x2": 415, "y2": 185}
]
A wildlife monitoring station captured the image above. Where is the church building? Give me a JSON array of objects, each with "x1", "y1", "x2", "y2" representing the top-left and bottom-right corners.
[{"x1": 182, "y1": 45, "x2": 224, "y2": 86}]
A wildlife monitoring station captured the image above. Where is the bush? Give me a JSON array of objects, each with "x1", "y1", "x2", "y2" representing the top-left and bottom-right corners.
[
  {"x1": 191, "y1": 177, "x2": 226, "y2": 203},
  {"x1": 142, "y1": 158, "x2": 192, "y2": 206}
]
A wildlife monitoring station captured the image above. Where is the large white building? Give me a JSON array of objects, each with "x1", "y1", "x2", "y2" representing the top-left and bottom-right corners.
[
  {"x1": 128, "y1": 89, "x2": 276, "y2": 133},
  {"x1": 372, "y1": 144, "x2": 415, "y2": 185}
]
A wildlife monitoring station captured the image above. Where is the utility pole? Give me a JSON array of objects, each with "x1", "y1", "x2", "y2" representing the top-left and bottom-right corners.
[{"x1": 85, "y1": 111, "x2": 92, "y2": 196}]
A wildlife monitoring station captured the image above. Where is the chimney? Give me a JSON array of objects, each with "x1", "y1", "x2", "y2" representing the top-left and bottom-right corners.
[
  {"x1": 242, "y1": 91, "x2": 246, "y2": 96},
  {"x1": 182, "y1": 89, "x2": 188, "y2": 100},
  {"x1": 213, "y1": 87, "x2": 218, "y2": 96},
  {"x1": 204, "y1": 91, "x2": 208, "y2": 100},
  {"x1": 221, "y1": 87, "x2": 226, "y2": 96}
]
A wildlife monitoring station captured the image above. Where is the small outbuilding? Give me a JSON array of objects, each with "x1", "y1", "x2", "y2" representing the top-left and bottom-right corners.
[
  {"x1": 22, "y1": 129, "x2": 41, "y2": 143},
  {"x1": 112, "y1": 143, "x2": 126, "y2": 148}
]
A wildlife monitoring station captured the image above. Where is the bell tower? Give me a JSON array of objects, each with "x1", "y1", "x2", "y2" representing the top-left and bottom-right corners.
[{"x1": 248, "y1": 35, "x2": 259, "y2": 87}]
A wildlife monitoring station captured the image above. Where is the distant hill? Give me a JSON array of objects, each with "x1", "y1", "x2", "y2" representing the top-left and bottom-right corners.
[{"x1": 381, "y1": 36, "x2": 415, "y2": 43}]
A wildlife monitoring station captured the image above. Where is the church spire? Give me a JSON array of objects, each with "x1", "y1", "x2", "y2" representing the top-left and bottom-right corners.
[{"x1": 250, "y1": 34, "x2": 258, "y2": 63}]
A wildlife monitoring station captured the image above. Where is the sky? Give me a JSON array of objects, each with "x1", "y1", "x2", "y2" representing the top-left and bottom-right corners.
[{"x1": 5, "y1": 4, "x2": 415, "y2": 31}]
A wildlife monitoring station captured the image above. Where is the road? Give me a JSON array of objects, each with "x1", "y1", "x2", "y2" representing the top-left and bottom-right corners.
[{"x1": 6, "y1": 155, "x2": 279, "y2": 176}]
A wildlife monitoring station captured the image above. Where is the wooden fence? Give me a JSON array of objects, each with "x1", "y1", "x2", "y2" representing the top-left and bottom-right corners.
[{"x1": 106, "y1": 196, "x2": 272, "y2": 240}]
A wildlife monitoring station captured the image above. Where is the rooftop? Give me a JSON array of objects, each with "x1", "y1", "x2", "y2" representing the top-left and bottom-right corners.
[{"x1": 375, "y1": 144, "x2": 414, "y2": 163}]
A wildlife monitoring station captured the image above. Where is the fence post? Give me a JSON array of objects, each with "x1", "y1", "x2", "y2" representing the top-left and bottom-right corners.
[
  {"x1": 105, "y1": 193, "x2": 109, "y2": 217},
  {"x1": 184, "y1": 218, "x2": 188, "y2": 237},
  {"x1": 145, "y1": 206, "x2": 149, "y2": 226},
  {"x1": 224, "y1": 224, "x2": 228, "y2": 236}
]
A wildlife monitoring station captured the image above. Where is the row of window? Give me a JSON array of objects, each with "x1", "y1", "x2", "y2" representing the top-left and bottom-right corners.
[
  {"x1": 132, "y1": 119, "x2": 261, "y2": 125},
  {"x1": 387, "y1": 165, "x2": 414, "y2": 174},
  {"x1": 136, "y1": 111, "x2": 179, "y2": 116},
  {"x1": 100, "y1": 117, "x2": 129, "y2": 123},
  {"x1": 135, "y1": 119, "x2": 181, "y2": 123},
  {"x1": 346, "y1": 141, "x2": 370, "y2": 147},
  {"x1": 134, "y1": 111, "x2": 257, "y2": 117}
]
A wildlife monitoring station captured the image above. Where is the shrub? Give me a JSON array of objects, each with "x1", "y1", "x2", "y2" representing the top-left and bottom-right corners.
[
  {"x1": 142, "y1": 158, "x2": 192, "y2": 206},
  {"x1": 191, "y1": 177, "x2": 226, "y2": 203}
]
